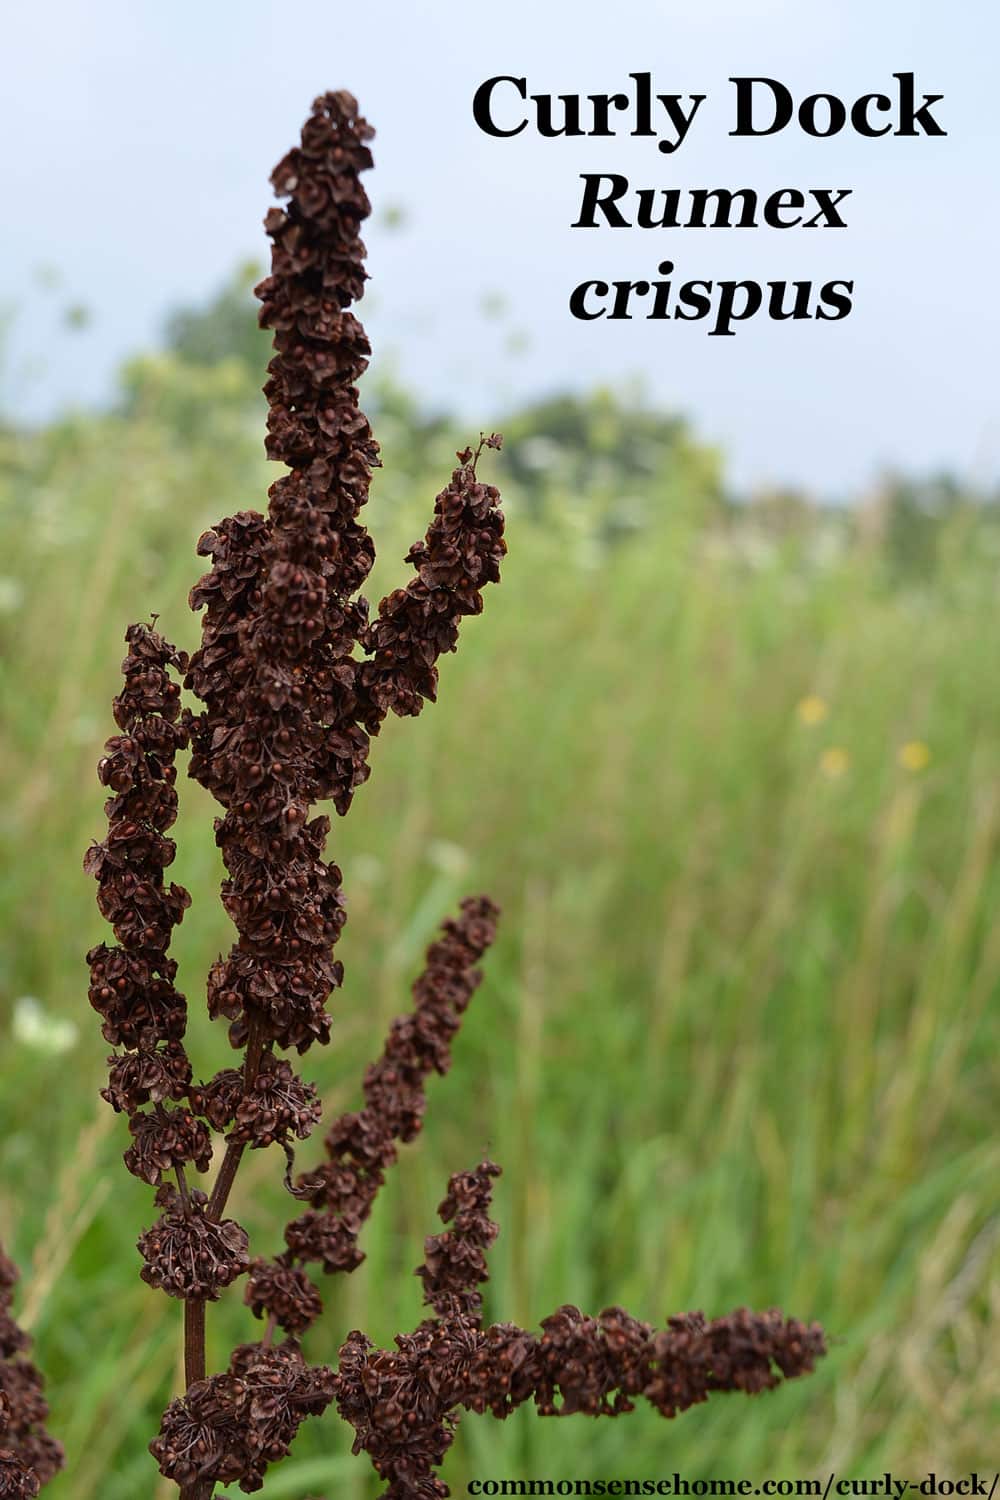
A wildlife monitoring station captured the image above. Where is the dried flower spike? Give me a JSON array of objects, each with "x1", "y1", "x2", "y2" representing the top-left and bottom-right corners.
[
  {"x1": 337, "y1": 1164, "x2": 826, "y2": 1500},
  {"x1": 0, "y1": 1242, "x2": 64, "y2": 1494},
  {"x1": 79, "y1": 84, "x2": 826, "y2": 1500},
  {"x1": 87, "y1": 87, "x2": 505, "y2": 1500},
  {"x1": 279, "y1": 896, "x2": 501, "y2": 1298}
]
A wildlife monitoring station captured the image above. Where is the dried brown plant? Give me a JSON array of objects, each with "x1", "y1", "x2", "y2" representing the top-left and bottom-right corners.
[
  {"x1": 0, "y1": 1242, "x2": 63, "y2": 1497},
  {"x1": 74, "y1": 91, "x2": 827, "y2": 1500}
]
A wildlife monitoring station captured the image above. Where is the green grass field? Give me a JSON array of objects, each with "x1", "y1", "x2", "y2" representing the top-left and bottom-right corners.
[{"x1": 1, "y1": 373, "x2": 998, "y2": 1497}]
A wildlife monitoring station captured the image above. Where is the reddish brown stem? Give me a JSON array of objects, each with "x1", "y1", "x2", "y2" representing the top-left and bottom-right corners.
[
  {"x1": 175, "y1": 1163, "x2": 192, "y2": 1214},
  {"x1": 179, "y1": 1481, "x2": 213, "y2": 1500},
  {"x1": 183, "y1": 1296, "x2": 206, "y2": 1389},
  {"x1": 183, "y1": 1020, "x2": 266, "y2": 1401},
  {"x1": 180, "y1": 1156, "x2": 206, "y2": 1397},
  {"x1": 206, "y1": 1020, "x2": 266, "y2": 1222},
  {"x1": 179, "y1": 1021, "x2": 267, "y2": 1499}
]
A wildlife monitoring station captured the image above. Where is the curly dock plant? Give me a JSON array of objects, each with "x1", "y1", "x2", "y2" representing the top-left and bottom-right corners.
[{"x1": 78, "y1": 92, "x2": 826, "y2": 1499}]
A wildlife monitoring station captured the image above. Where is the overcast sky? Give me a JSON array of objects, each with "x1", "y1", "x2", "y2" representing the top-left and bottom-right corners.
[{"x1": 1, "y1": 0, "x2": 996, "y2": 497}]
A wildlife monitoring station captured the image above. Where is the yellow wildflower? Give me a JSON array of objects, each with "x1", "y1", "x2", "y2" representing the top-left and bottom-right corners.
[
  {"x1": 797, "y1": 695, "x2": 829, "y2": 726},
  {"x1": 820, "y1": 747, "x2": 850, "y2": 779},
  {"x1": 898, "y1": 741, "x2": 931, "y2": 772}
]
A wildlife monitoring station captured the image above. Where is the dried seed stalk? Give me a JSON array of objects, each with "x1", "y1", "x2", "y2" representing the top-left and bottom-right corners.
[
  {"x1": 81, "y1": 89, "x2": 824, "y2": 1500},
  {"x1": 0, "y1": 1243, "x2": 63, "y2": 1496}
]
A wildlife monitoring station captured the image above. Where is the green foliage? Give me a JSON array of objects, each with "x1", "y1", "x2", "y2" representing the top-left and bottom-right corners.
[
  {"x1": 164, "y1": 259, "x2": 271, "y2": 372},
  {"x1": 497, "y1": 385, "x2": 725, "y2": 539},
  {"x1": 0, "y1": 344, "x2": 998, "y2": 1498}
]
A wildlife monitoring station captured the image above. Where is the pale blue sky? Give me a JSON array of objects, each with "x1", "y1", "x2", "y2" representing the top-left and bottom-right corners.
[{"x1": 1, "y1": 0, "x2": 996, "y2": 496}]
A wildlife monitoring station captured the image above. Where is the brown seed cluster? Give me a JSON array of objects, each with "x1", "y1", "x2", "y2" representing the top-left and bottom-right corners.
[
  {"x1": 84, "y1": 624, "x2": 214, "y2": 1207},
  {"x1": 138, "y1": 1187, "x2": 250, "y2": 1302},
  {"x1": 228, "y1": 1057, "x2": 323, "y2": 1148},
  {"x1": 188, "y1": 1057, "x2": 322, "y2": 1152},
  {"x1": 85, "y1": 624, "x2": 191, "y2": 1060},
  {"x1": 151, "y1": 1342, "x2": 335, "y2": 1494},
  {"x1": 243, "y1": 1261, "x2": 323, "y2": 1338},
  {"x1": 242, "y1": 897, "x2": 500, "y2": 1338},
  {"x1": 84, "y1": 624, "x2": 250, "y2": 1322},
  {"x1": 124, "y1": 1106, "x2": 213, "y2": 1187},
  {"x1": 182, "y1": 90, "x2": 375, "y2": 1065},
  {"x1": 358, "y1": 433, "x2": 504, "y2": 725},
  {"x1": 184, "y1": 89, "x2": 504, "y2": 1069},
  {"x1": 416, "y1": 1161, "x2": 502, "y2": 1320},
  {"x1": 102, "y1": 1039, "x2": 193, "y2": 1114},
  {"x1": 0, "y1": 1245, "x2": 63, "y2": 1495},
  {"x1": 336, "y1": 1166, "x2": 827, "y2": 1500}
]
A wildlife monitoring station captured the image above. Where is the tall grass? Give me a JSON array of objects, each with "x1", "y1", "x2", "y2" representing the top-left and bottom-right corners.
[{"x1": 0, "y1": 388, "x2": 998, "y2": 1497}]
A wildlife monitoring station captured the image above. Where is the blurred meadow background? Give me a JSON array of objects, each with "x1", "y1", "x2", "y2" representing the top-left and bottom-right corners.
[{"x1": 1, "y1": 264, "x2": 999, "y2": 1498}]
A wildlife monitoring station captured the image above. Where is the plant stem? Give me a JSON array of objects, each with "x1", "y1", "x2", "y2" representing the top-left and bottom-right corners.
[
  {"x1": 181, "y1": 1018, "x2": 267, "y2": 1390},
  {"x1": 179, "y1": 1481, "x2": 213, "y2": 1500},
  {"x1": 176, "y1": 1163, "x2": 191, "y2": 1213},
  {"x1": 183, "y1": 1297, "x2": 206, "y2": 1388},
  {"x1": 207, "y1": 1018, "x2": 266, "y2": 1222},
  {"x1": 177, "y1": 1019, "x2": 268, "y2": 1500},
  {"x1": 179, "y1": 1159, "x2": 206, "y2": 1391}
]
